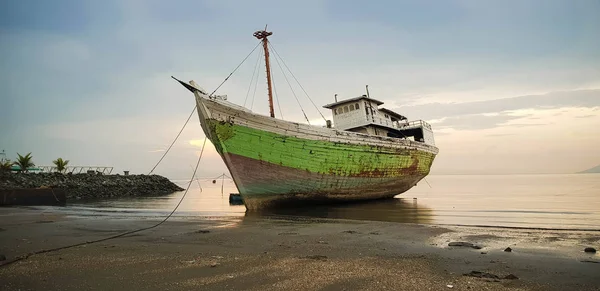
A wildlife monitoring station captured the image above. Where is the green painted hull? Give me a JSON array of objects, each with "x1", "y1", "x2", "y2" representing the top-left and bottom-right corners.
[
  {"x1": 203, "y1": 118, "x2": 436, "y2": 209},
  {"x1": 171, "y1": 78, "x2": 438, "y2": 209}
]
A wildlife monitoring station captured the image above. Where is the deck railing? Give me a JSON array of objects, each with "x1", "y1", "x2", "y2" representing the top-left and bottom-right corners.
[
  {"x1": 398, "y1": 120, "x2": 432, "y2": 130},
  {"x1": 36, "y1": 166, "x2": 114, "y2": 174}
]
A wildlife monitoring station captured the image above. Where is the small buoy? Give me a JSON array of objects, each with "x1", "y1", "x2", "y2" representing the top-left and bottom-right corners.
[{"x1": 212, "y1": 180, "x2": 216, "y2": 184}]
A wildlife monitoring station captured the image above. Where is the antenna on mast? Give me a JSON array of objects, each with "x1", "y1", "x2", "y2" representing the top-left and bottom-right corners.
[{"x1": 253, "y1": 26, "x2": 275, "y2": 118}]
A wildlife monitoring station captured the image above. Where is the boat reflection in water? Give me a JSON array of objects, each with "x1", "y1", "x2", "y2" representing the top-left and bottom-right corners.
[
  {"x1": 62, "y1": 180, "x2": 434, "y2": 226},
  {"x1": 244, "y1": 197, "x2": 434, "y2": 225}
]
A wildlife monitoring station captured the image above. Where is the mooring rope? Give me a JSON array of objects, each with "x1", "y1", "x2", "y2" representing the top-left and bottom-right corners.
[
  {"x1": 0, "y1": 41, "x2": 266, "y2": 268},
  {"x1": 0, "y1": 138, "x2": 208, "y2": 269},
  {"x1": 148, "y1": 106, "x2": 197, "y2": 175}
]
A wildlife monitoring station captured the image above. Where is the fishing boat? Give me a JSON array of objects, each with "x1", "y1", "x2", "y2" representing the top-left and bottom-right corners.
[{"x1": 173, "y1": 29, "x2": 439, "y2": 210}]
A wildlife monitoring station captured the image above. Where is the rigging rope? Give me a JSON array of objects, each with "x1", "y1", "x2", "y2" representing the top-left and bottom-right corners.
[
  {"x1": 268, "y1": 41, "x2": 327, "y2": 123},
  {"x1": 271, "y1": 69, "x2": 284, "y2": 119},
  {"x1": 270, "y1": 43, "x2": 311, "y2": 125},
  {"x1": 212, "y1": 173, "x2": 232, "y2": 180},
  {"x1": 189, "y1": 164, "x2": 203, "y2": 191},
  {"x1": 250, "y1": 53, "x2": 262, "y2": 110},
  {"x1": 208, "y1": 41, "x2": 262, "y2": 98},
  {"x1": 244, "y1": 48, "x2": 263, "y2": 107}
]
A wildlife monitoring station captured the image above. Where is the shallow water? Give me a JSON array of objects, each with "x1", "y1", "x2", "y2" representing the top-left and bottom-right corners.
[{"x1": 56, "y1": 174, "x2": 600, "y2": 230}]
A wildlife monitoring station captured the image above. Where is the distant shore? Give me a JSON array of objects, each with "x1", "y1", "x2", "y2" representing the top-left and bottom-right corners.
[
  {"x1": 0, "y1": 207, "x2": 599, "y2": 290},
  {"x1": 0, "y1": 172, "x2": 184, "y2": 200}
]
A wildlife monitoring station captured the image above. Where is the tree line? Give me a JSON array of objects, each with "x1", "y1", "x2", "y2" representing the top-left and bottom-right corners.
[{"x1": 0, "y1": 152, "x2": 70, "y2": 173}]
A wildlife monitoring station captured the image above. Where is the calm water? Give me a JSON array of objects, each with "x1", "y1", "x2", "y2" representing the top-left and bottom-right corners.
[{"x1": 59, "y1": 174, "x2": 600, "y2": 230}]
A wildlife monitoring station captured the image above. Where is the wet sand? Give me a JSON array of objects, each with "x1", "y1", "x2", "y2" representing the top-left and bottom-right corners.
[{"x1": 1, "y1": 207, "x2": 599, "y2": 290}]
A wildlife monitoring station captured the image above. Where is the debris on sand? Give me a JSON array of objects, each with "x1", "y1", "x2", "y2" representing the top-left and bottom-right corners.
[
  {"x1": 448, "y1": 242, "x2": 482, "y2": 249},
  {"x1": 583, "y1": 247, "x2": 596, "y2": 253},
  {"x1": 302, "y1": 255, "x2": 328, "y2": 261},
  {"x1": 464, "y1": 271, "x2": 499, "y2": 279},
  {"x1": 504, "y1": 247, "x2": 512, "y2": 252},
  {"x1": 463, "y1": 271, "x2": 518, "y2": 280}
]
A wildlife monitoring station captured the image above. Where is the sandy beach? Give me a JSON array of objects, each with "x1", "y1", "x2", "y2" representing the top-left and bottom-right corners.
[{"x1": 0, "y1": 207, "x2": 599, "y2": 291}]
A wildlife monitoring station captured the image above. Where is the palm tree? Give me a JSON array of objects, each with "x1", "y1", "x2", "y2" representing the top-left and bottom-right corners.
[
  {"x1": 14, "y1": 152, "x2": 35, "y2": 173},
  {"x1": 0, "y1": 159, "x2": 12, "y2": 172},
  {"x1": 52, "y1": 158, "x2": 70, "y2": 173}
]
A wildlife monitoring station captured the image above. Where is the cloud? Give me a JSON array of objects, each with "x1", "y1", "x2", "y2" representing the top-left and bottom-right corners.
[
  {"x1": 398, "y1": 89, "x2": 600, "y2": 120},
  {"x1": 432, "y1": 113, "x2": 518, "y2": 130},
  {"x1": 392, "y1": 89, "x2": 600, "y2": 130},
  {"x1": 429, "y1": 106, "x2": 600, "y2": 175},
  {"x1": 484, "y1": 133, "x2": 516, "y2": 137}
]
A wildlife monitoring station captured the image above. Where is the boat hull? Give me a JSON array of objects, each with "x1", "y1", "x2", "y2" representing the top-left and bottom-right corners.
[
  {"x1": 191, "y1": 90, "x2": 438, "y2": 210},
  {"x1": 224, "y1": 152, "x2": 428, "y2": 209}
]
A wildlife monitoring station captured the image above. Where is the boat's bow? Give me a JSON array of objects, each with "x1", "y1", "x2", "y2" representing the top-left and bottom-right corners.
[
  {"x1": 171, "y1": 76, "x2": 217, "y2": 143},
  {"x1": 171, "y1": 76, "x2": 207, "y2": 95}
]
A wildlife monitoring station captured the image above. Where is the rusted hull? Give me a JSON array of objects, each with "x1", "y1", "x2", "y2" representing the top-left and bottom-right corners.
[{"x1": 226, "y1": 153, "x2": 426, "y2": 210}]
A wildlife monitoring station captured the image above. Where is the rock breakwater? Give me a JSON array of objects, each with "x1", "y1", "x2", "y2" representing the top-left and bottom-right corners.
[{"x1": 0, "y1": 172, "x2": 184, "y2": 200}]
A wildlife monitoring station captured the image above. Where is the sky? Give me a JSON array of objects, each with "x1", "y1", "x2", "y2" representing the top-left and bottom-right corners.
[{"x1": 1, "y1": 0, "x2": 599, "y2": 179}]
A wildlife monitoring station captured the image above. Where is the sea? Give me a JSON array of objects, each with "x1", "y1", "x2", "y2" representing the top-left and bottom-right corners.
[{"x1": 55, "y1": 174, "x2": 600, "y2": 231}]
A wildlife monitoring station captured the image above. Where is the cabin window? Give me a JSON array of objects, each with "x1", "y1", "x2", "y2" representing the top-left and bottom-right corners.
[
  {"x1": 355, "y1": 103, "x2": 360, "y2": 110},
  {"x1": 334, "y1": 109, "x2": 338, "y2": 115},
  {"x1": 349, "y1": 104, "x2": 355, "y2": 111},
  {"x1": 384, "y1": 114, "x2": 389, "y2": 118},
  {"x1": 343, "y1": 106, "x2": 349, "y2": 113}
]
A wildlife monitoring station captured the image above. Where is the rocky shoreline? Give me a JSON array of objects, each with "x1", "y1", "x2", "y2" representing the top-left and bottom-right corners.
[{"x1": 0, "y1": 172, "x2": 184, "y2": 200}]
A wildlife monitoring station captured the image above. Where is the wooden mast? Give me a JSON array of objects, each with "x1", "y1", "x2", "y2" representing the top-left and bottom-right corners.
[{"x1": 253, "y1": 28, "x2": 275, "y2": 118}]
